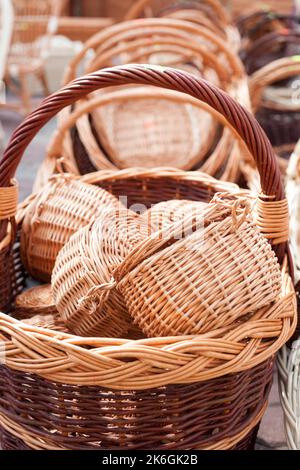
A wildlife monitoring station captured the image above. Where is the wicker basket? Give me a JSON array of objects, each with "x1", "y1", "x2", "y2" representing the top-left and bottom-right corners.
[
  {"x1": 249, "y1": 56, "x2": 300, "y2": 168},
  {"x1": 0, "y1": 65, "x2": 296, "y2": 450},
  {"x1": 44, "y1": 86, "x2": 248, "y2": 190},
  {"x1": 237, "y1": 11, "x2": 299, "y2": 47},
  {"x1": 277, "y1": 139, "x2": 300, "y2": 450},
  {"x1": 52, "y1": 204, "x2": 151, "y2": 337},
  {"x1": 20, "y1": 177, "x2": 121, "y2": 282},
  {"x1": 111, "y1": 196, "x2": 282, "y2": 338}
]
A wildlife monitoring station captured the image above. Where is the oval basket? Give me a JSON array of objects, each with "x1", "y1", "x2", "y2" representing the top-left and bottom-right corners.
[{"x1": 0, "y1": 65, "x2": 296, "y2": 450}]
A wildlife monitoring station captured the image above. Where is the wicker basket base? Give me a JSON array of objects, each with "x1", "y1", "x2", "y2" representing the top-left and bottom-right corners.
[
  {"x1": 0, "y1": 360, "x2": 273, "y2": 450},
  {"x1": 0, "y1": 424, "x2": 260, "y2": 451}
]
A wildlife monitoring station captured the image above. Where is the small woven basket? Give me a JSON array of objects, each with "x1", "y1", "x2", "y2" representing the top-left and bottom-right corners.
[
  {"x1": 0, "y1": 65, "x2": 296, "y2": 450},
  {"x1": 249, "y1": 56, "x2": 300, "y2": 168},
  {"x1": 52, "y1": 205, "x2": 150, "y2": 337},
  {"x1": 20, "y1": 176, "x2": 120, "y2": 282},
  {"x1": 111, "y1": 197, "x2": 283, "y2": 337}
]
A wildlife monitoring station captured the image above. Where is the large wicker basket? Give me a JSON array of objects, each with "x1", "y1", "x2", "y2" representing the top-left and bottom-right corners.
[{"x1": 0, "y1": 65, "x2": 296, "y2": 450}]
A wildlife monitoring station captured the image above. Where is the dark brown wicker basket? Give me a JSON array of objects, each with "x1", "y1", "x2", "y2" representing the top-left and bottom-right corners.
[
  {"x1": 243, "y1": 30, "x2": 300, "y2": 74},
  {"x1": 0, "y1": 362, "x2": 271, "y2": 450},
  {"x1": 0, "y1": 65, "x2": 295, "y2": 450}
]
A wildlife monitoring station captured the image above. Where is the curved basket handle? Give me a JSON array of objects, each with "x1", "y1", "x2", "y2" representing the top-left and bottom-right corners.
[
  {"x1": 0, "y1": 64, "x2": 287, "y2": 260},
  {"x1": 164, "y1": 9, "x2": 227, "y2": 38},
  {"x1": 124, "y1": 0, "x2": 230, "y2": 24},
  {"x1": 86, "y1": 35, "x2": 231, "y2": 87},
  {"x1": 64, "y1": 18, "x2": 243, "y2": 84},
  {"x1": 250, "y1": 57, "x2": 300, "y2": 111}
]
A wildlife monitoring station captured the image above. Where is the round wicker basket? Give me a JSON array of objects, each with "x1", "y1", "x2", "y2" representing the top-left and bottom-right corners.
[
  {"x1": 44, "y1": 86, "x2": 249, "y2": 189},
  {"x1": 20, "y1": 177, "x2": 120, "y2": 282},
  {"x1": 52, "y1": 205, "x2": 151, "y2": 337},
  {"x1": 0, "y1": 65, "x2": 296, "y2": 450}
]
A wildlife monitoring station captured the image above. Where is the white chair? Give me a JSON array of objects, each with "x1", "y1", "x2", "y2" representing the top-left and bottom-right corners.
[{"x1": 0, "y1": 0, "x2": 14, "y2": 152}]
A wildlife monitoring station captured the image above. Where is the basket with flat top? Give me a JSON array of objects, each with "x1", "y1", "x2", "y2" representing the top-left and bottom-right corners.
[{"x1": 0, "y1": 64, "x2": 296, "y2": 450}]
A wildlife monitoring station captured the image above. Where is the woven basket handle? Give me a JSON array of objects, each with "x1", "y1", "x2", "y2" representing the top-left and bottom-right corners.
[
  {"x1": 124, "y1": 0, "x2": 230, "y2": 24},
  {"x1": 64, "y1": 18, "x2": 243, "y2": 84},
  {"x1": 0, "y1": 64, "x2": 287, "y2": 258},
  {"x1": 250, "y1": 57, "x2": 300, "y2": 111}
]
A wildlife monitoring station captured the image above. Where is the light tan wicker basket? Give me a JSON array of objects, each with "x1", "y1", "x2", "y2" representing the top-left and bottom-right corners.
[
  {"x1": 52, "y1": 205, "x2": 151, "y2": 337},
  {"x1": 20, "y1": 176, "x2": 120, "y2": 282},
  {"x1": 107, "y1": 195, "x2": 282, "y2": 337}
]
